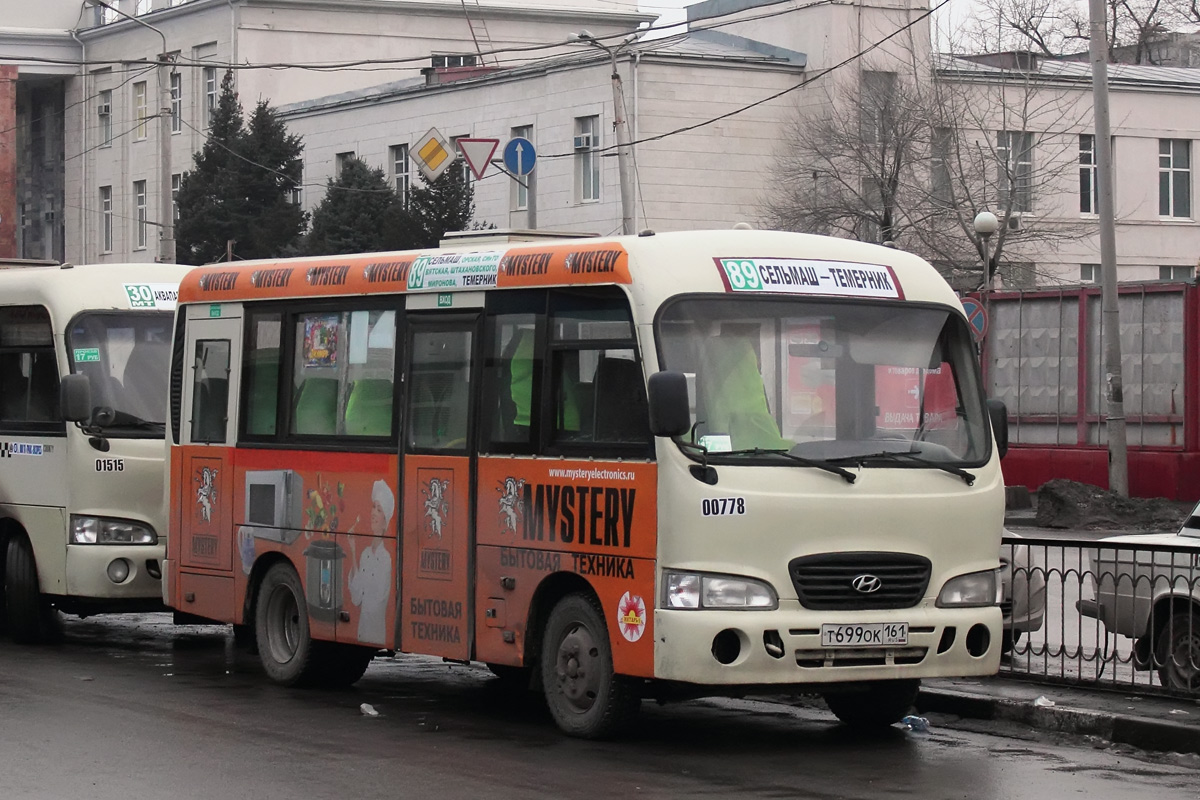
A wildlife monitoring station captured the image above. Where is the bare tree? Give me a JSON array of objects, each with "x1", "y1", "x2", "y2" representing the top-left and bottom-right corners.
[{"x1": 761, "y1": 49, "x2": 1092, "y2": 289}]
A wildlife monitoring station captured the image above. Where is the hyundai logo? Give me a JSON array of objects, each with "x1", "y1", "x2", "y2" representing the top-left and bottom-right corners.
[{"x1": 851, "y1": 574, "x2": 883, "y2": 593}]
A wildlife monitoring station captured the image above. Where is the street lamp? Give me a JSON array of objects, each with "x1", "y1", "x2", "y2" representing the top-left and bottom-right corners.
[
  {"x1": 973, "y1": 210, "x2": 999, "y2": 351},
  {"x1": 568, "y1": 30, "x2": 638, "y2": 235},
  {"x1": 89, "y1": 1, "x2": 175, "y2": 263}
]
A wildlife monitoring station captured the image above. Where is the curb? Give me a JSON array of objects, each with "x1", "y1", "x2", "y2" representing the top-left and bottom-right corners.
[{"x1": 916, "y1": 687, "x2": 1200, "y2": 755}]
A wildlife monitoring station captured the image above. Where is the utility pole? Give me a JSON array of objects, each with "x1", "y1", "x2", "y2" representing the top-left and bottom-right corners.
[
  {"x1": 1088, "y1": 0, "x2": 1129, "y2": 496},
  {"x1": 570, "y1": 30, "x2": 638, "y2": 235},
  {"x1": 93, "y1": 1, "x2": 174, "y2": 263}
]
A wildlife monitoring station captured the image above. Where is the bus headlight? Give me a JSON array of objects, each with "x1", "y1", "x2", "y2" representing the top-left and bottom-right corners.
[
  {"x1": 936, "y1": 569, "x2": 1000, "y2": 608},
  {"x1": 70, "y1": 515, "x2": 158, "y2": 545},
  {"x1": 663, "y1": 571, "x2": 778, "y2": 610}
]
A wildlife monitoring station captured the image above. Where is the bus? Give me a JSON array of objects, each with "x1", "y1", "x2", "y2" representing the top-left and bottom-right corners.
[
  {"x1": 1, "y1": 262, "x2": 190, "y2": 642},
  {"x1": 165, "y1": 229, "x2": 1008, "y2": 737}
]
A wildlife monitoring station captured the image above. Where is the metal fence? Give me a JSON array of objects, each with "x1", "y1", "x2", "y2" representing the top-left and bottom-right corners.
[{"x1": 1000, "y1": 533, "x2": 1200, "y2": 697}]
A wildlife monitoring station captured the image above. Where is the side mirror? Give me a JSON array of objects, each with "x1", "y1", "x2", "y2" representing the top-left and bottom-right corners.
[
  {"x1": 60, "y1": 373, "x2": 92, "y2": 423},
  {"x1": 986, "y1": 398, "x2": 1008, "y2": 460},
  {"x1": 647, "y1": 371, "x2": 691, "y2": 438}
]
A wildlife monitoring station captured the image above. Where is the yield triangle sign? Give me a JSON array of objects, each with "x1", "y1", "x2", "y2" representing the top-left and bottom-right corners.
[{"x1": 457, "y1": 138, "x2": 499, "y2": 181}]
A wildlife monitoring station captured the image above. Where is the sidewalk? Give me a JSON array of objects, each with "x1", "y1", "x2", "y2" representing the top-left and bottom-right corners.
[{"x1": 918, "y1": 675, "x2": 1200, "y2": 755}]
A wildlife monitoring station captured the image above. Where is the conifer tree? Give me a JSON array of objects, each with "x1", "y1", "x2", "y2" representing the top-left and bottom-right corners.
[{"x1": 303, "y1": 157, "x2": 398, "y2": 255}]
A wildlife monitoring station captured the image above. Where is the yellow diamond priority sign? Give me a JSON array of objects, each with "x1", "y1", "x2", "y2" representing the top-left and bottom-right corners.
[{"x1": 412, "y1": 127, "x2": 455, "y2": 182}]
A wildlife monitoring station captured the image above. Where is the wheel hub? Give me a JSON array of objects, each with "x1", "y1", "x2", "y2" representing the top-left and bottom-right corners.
[{"x1": 556, "y1": 623, "x2": 600, "y2": 712}]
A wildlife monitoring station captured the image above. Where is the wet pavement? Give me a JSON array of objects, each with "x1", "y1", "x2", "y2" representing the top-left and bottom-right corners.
[{"x1": 1, "y1": 613, "x2": 1199, "y2": 799}]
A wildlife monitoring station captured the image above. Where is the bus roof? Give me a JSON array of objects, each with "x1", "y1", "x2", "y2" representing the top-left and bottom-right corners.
[
  {"x1": 0, "y1": 262, "x2": 191, "y2": 325},
  {"x1": 175, "y1": 230, "x2": 963, "y2": 312}
]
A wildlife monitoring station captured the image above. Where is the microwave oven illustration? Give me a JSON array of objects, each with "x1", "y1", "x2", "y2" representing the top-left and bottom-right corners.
[{"x1": 242, "y1": 469, "x2": 304, "y2": 544}]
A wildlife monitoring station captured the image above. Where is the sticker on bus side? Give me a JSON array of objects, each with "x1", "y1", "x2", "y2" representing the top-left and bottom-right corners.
[
  {"x1": 701, "y1": 497, "x2": 746, "y2": 516},
  {"x1": 715, "y1": 258, "x2": 902, "y2": 299},
  {"x1": 123, "y1": 283, "x2": 180, "y2": 310},
  {"x1": 74, "y1": 347, "x2": 101, "y2": 363}
]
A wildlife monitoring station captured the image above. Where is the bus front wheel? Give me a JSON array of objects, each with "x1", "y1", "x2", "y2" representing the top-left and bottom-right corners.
[
  {"x1": 255, "y1": 562, "x2": 322, "y2": 686},
  {"x1": 540, "y1": 593, "x2": 640, "y2": 739},
  {"x1": 4, "y1": 535, "x2": 60, "y2": 644},
  {"x1": 822, "y1": 679, "x2": 920, "y2": 729}
]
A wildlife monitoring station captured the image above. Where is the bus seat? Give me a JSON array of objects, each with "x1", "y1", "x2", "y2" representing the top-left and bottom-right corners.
[
  {"x1": 344, "y1": 378, "x2": 393, "y2": 437},
  {"x1": 1, "y1": 374, "x2": 29, "y2": 421},
  {"x1": 592, "y1": 357, "x2": 650, "y2": 443},
  {"x1": 507, "y1": 331, "x2": 534, "y2": 428},
  {"x1": 246, "y1": 359, "x2": 280, "y2": 435},
  {"x1": 293, "y1": 377, "x2": 338, "y2": 435},
  {"x1": 26, "y1": 362, "x2": 60, "y2": 421},
  {"x1": 705, "y1": 336, "x2": 790, "y2": 450}
]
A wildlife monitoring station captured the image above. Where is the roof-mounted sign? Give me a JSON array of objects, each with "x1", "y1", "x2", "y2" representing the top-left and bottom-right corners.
[{"x1": 715, "y1": 257, "x2": 903, "y2": 299}]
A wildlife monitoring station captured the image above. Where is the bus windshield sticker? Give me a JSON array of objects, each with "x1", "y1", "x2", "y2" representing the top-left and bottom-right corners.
[
  {"x1": 716, "y1": 258, "x2": 902, "y2": 299},
  {"x1": 407, "y1": 250, "x2": 504, "y2": 291},
  {"x1": 74, "y1": 347, "x2": 101, "y2": 363},
  {"x1": 123, "y1": 282, "x2": 180, "y2": 310}
]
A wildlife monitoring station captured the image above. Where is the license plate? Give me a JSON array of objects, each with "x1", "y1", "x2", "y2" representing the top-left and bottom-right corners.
[{"x1": 820, "y1": 622, "x2": 909, "y2": 647}]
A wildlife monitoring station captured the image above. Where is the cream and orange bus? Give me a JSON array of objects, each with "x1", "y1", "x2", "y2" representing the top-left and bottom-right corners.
[
  {"x1": 1, "y1": 262, "x2": 189, "y2": 642},
  {"x1": 164, "y1": 229, "x2": 1008, "y2": 737}
]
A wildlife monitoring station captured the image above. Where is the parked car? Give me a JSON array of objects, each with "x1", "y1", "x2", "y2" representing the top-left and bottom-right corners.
[
  {"x1": 1000, "y1": 531, "x2": 1046, "y2": 653},
  {"x1": 1078, "y1": 507, "x2": 1200, "y2": 693}
]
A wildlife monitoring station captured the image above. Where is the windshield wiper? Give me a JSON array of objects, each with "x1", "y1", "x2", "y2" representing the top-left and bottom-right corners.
[
  {"x1": 720, "y1": 448, "x2": 856, "y2": 484},
  {"x1": 830, "y1": 450, "x2": 975, "y2": 486}
]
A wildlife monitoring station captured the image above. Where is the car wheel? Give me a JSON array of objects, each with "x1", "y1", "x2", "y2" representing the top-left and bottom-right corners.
[
  {"x1": 1158, "y1": 612, "x2": 1200, "y2": 694},
  {"x1": 823, "y1": 679, "x2": 920, "y2": 729},
  {"x1": 540, "y1": 593, "x2": 640, "y2": 739},
  {"x1": 4, "y1": 536, "x2": 61, "y2": 644}
]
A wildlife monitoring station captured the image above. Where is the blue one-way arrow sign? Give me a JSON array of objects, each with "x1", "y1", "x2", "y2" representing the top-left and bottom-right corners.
[{"x1": 504, "y1": 137, "x2": 536, "y2": 176}]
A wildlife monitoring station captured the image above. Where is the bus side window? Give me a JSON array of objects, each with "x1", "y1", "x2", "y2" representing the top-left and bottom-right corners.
[
  {"x1": 191, "y1": 339, "x2": 231, "y2": 443},
  {"x1": 244, "y1": 312, "x2": 281, "y2": 437},
  {"x1": 0, "y1": 306, "x2": 60, "y2": 430},
  {"x1": 483, "y1": 313, "x2": 538, "y2": 451}
]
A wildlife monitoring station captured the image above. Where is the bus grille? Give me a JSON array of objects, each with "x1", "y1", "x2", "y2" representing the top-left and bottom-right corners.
[{"x1": 788, "y1": 552, "x2": 931, "y2": 610}]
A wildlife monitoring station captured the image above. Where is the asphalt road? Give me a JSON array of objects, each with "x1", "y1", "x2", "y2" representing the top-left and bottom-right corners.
[{"x1": 1, "y1": 614, "x2": 1198, "y2": 800}]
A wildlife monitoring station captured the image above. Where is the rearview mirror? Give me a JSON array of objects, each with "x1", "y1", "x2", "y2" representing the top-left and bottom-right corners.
[
  {"x1": 647, "y1": 371, "x2": 691, "y2": 438},
  {"x1": 987, "y1": 398, "x2": 1008, "y2": 459},
  {"x1": 60, "y1": 373, "x2": 92, "y2": 423}
]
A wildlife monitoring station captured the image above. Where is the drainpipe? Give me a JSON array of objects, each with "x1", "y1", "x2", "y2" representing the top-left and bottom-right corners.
[
  {"x1": 632, "y1": 50, "x2": 640, "y2": 232},
  {"x1": 70, "y1": 26, "x2": 87, "y2": 263}
]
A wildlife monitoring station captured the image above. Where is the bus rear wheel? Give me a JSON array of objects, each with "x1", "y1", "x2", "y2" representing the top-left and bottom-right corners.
[
  {"x1": 540, "y1": 593, "x2": 639, "y2": 739},
  {"x1": 822, "y1": 679, "x2": 920, "y2": 729},
  {"x1": 4, "y1": 535, "x2": 60, "y2": 644},
  {"x1": 255, "y1": 562, "x2": 322, "y2": 686}
]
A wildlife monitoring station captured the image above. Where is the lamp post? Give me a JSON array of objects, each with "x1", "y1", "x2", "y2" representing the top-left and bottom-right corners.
[
  {"x1": 91, "y1": 1, "x2": 174, "y2": 263},
  {"x1": 569, "y1": 30, "x2": 637, "y2": 236},
  {"x1": 973, "y1": 209, "x2": 999, "y2": 309}
]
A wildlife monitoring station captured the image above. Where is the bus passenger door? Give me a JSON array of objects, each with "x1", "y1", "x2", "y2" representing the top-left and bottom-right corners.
[
  {"x1": 173, "y1": 307, "x2": 243, "y2": 622},
  {"x1": 399, "y1": 316, "x2": 478, "y2": 660}
]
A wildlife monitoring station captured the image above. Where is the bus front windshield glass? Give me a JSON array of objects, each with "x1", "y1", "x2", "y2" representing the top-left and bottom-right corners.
[
  {"x1": 657, "y1": 297, "x2": 990, "y2": 466},
  {"x1": 68, "y1": 312, "x2": 174, "y2": 435}
]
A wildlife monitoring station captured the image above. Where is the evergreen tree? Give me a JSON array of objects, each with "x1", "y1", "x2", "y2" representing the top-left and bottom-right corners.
[
  {"x1": 384, "y1": 168, "x2": 480, "y2": 250},
  {"x1": 175, "y1": 71, "x2": 305, "y2": 264},
  {"x1": 303, "y1": 157, "x2": 398, "y2": 255}
]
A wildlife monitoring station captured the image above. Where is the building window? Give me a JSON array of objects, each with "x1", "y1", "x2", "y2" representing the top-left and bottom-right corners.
[
  {"x1": 100, "y1": 5, "x2": 118, "y2": 24},
  {"x1": 98, "y1": 90, "x2": 112, "y2": 148},
  {"x1": 203, "y1": 67, "x2": 217, "y2": 128},
  {"x1": 99, "y1": 186, "x2": 113, "y2": 253},
  {"x1": 134, "y1": 180, "x2": 148, "y2": 250},
  {"x1": 1080, "y1": 263, "x2": 1099, "y2": 283},
  {"x1": 1159, "y1": 139, "x2": 1191, "y2": 218},
  {"x1": 860, "y1": 71, "x2": 897, "y2": 145},
  {"x1": 1079, "y1": 134, "x2": 1097, "y2": 215},
  {"x1": 1160, "y1": 265, "x2": 1193, "y2": 281},
  {"x1": 574, "y1": 115, "x2": 600, "y2": 203},
  {"x1": 335, "y1": 152, "x2": 356, "y2": 180},
  {"x1": 172, "y1": 173, "x2": 181, "y2": 223},
  {"x1": 432, "y1": 54, "x2": 477, "y2": 68},
  {"x1": 290, "y1": 162, "x2": 303, "y2": 206},
  {"x1": 133, "y1": 82, "x2": 148, "y2": 140},
  {"x1": 390, "y1": 144, "x2": 410, "y2": 204},
  {"x1": 512, "y1": 125, "x2": 532, "y2": 211},
  {"x1": 170, "y1": 71, "x2": 182, "y2": 134},
  {"x1": 451, "y1": 138, "x2": 472, "y2": 189},
  {"x1": 931, "y1": 127, "x2": 952, "y2": 206},
  {"x1": 997, "y1": 130, "x2": 1033, "y2": 213},
  {"x1": 135, "y1": 0, "x2": 152, "y2": 14}
]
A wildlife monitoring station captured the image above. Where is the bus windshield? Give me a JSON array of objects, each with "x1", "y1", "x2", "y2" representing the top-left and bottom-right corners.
[
  {"x1": 657, "y1": 296, "x2": 990, "y2": 466},
  {"x1": 67, "y1": 312, "x2": 174, "y2": 434}
]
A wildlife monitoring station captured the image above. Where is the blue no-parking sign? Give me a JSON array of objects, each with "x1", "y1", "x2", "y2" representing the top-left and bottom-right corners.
[{"x1": 961, "y1": 297, "x2": 988, "y2": 343}]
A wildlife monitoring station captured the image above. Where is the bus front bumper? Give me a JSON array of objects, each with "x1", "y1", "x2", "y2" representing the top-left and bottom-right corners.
[
  {"x1": 653, "y1": 603, "x2": 1002, "y2": 686},
  {"x1": 64, "y1": 543, "x2": 165, "y2": 601}
]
